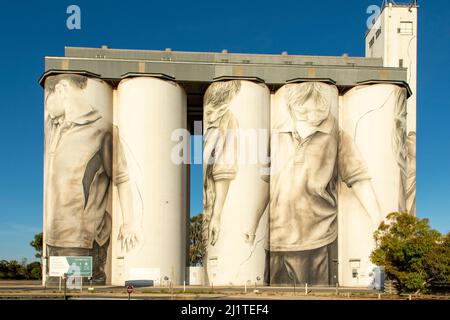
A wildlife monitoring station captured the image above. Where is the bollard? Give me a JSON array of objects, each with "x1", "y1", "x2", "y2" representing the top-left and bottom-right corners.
[
  {"x1": 183, "y1": 281, "x2": 186, "y2": 293},
  {"x1": 305, "y1": 283, "x2": 308, "y2": 295},
  {"x1": 255, "y1": 276, "x2": 261, "y2": 291}
]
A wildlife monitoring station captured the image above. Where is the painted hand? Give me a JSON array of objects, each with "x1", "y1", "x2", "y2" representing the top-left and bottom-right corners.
[
  {"x1": 118, "y1": 223, "x2": 141, "y2": 252},
  {"x1": 208, "y1": 217, "x2": 220, "y2": 246}
]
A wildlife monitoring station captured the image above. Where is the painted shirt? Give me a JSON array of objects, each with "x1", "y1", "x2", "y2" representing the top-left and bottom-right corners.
[
  {"x1": 44, "y1": 103, "x2": 129, "y2": 249},
  {"x1": 269, "y1": 114, "x2": 370, "y2": 251}
]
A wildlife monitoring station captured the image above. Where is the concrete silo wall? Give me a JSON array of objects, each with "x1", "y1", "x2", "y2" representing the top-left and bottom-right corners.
[
  {"x1": 339, "y1": 83, "x2": 408, "y2": 286},
  {"x1": 112, "y1": 77, "x2": 187, "y2": 286},
  {"x1": 268, "y1": 82, "x2": 340, "y2": 286},
  {"x1": 43, "y1": 74, "x2": 114, "y2": 284},
  {"x1": 203, "y1": 80, "x2": 270, "y2": 285},
  {"x1": 41, "y1": 72, "x2": 411, "y2": 288}
]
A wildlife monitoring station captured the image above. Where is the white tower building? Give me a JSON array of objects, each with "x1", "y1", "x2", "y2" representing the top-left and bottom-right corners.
[
  {"x1": 366, "y1": 1, "x2": 417, "y2": 132},
  {"x1": 365, "y1": 1, "x2": 418, "y2": 215}
]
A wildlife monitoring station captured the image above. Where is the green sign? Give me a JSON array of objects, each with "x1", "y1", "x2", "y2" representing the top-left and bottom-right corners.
[
  {"x1": 49, "y1": 256, "x2": 92, "y2": 277},
  {"x1": 66, "y1": 256, "x2": 92, "y2": 277}
]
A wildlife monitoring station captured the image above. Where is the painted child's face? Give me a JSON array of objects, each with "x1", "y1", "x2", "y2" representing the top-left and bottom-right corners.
[
  {"x1": 291, "y1": 98, "x2": 330, "y2": 126},
  {"x1": 45, "y1": 80, "x2": 70, "y2": 118},
  {"x1": 46, "y1": 92, "x2": 65, "y2": 118}
]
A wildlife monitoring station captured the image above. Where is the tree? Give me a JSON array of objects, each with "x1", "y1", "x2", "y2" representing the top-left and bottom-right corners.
[
  {"x1": 0, "y1": 260, "x2": 41, "y2": 280},
  {"x1": 189, "y1": 214, "x2": 206, "y2": 266},
  {"x1": 370, "y1": 212, "x2": 450, "y2": 293},
  {"x1": 0, "y1": 260, "x2": 10, "y2": 279},
  {"x1": 30, "y1": 232, "x2": 43, "y2": 259},
  {"x1": 0, "y1": 233, "x2": 44, "y2": 280},
  {"x1": 2, "y1": 260, "x2": 25, "y2": 279},
  {"x1": 425, "y1": 232, "x2": 450, "y2": 287},
  {"x1": 27, "y1": 261, "x2": 42, "y2": 280}
]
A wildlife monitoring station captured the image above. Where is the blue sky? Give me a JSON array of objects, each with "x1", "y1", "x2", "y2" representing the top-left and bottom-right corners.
[{"x1": 0, "y1": 0, "x2": 448, "y2": 261}]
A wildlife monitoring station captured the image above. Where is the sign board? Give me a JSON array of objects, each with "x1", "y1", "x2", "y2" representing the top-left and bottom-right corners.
[{"x1": 49, "y1": 256, "x2": 92, "y2": 277}]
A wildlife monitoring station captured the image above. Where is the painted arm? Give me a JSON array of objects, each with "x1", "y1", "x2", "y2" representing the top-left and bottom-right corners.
[
  {"x1": 209, "y1": 179, "x2": 231, "y2": 246},
  {"x1": 105, "y1": 128, "x2": 141, "y2": 252},
  {"x1": 117, "y1": 181, "x2": 140, "y2": 252},
  {"x1": 351, "y1": 180, "x2": 382, "y2": 231},
  {"x1": 208, "y1": 113, "x2": 238, "y2": 246},
  {"x1": 244, "y1": 191, "x2": 269, "y2": 245},
  {"x1": 244, "y1": 133, "x2": 271, "y2": 245},
  {"x1": 339, "y1": 129, "x2": 381, "y2": 231}
]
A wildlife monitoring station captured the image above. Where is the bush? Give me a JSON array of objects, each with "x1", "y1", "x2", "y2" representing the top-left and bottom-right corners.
[
  {"x1": 0, "y1": 259, "x2": 42, "y2": 280},
  {"x1": 371, "y1": 212, "x2": 450, "y2": 294}
]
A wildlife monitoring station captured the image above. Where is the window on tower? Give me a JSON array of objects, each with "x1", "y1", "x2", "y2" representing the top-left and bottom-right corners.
[
  {"x1": 376, "y1": 28, "x2": 382, "y2": 39},
  {"x1": 399, "y1": 21, "x2": 413, "y2": 35}
]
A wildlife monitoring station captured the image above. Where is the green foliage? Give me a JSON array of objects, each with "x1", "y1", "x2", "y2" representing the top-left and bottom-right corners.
[
  {"x1": 28, "y1": 261, "x2": 42, "y2": 280},
  {"x1": 189, "y1": 214, "x2": 206, "y2": 266},
  {"x1": 0, "y1": 232, "x2": 44, "y2": 280},
  {"x1": 0, "y1": 260, "x2": 41, "y2": 280},
  {"x1": 30, "y1": 232, "x2": 43, "y2": 259},
  {"x1": 370, "y1": 212, "x2": 450, "y2": 293}
]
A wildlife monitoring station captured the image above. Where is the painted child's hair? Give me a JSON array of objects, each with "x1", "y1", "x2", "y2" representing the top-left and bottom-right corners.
[
  {"x1": 204, "y1": 80, "x2": 241, "y2": 109},
  {"x1": 46, "y1": 74, "x2": 88, "y2": 94},
  {"x1": 284, "y1": 82, "x2": 331, "y2": 113}
]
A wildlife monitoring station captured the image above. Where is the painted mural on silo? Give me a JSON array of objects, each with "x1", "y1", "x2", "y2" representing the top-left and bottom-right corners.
[
  {"x1": 406, "y1": 131, "x2": 416, "y2": 215},
  {"x1": 399, "y1": 86, "x2": 416, "y2": 216},
  {"x1": 268, "y1": 81, "x2": 380, "y2": 286},
  {"x1": 339, "y1": 84, "x2": 407, "y2": 286},
  {"x1": 112, "y1": 77, "x2": 187, "y2": 286},
  {"x1": 203, "y1": 80, "x2": 270, "y2": 285},
  {"x1": 393, "y1": 87, "x2": 408, "y2": 212},
  {"x1": 43, "y1": 74, "x2": 138, "y2": 284}
]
